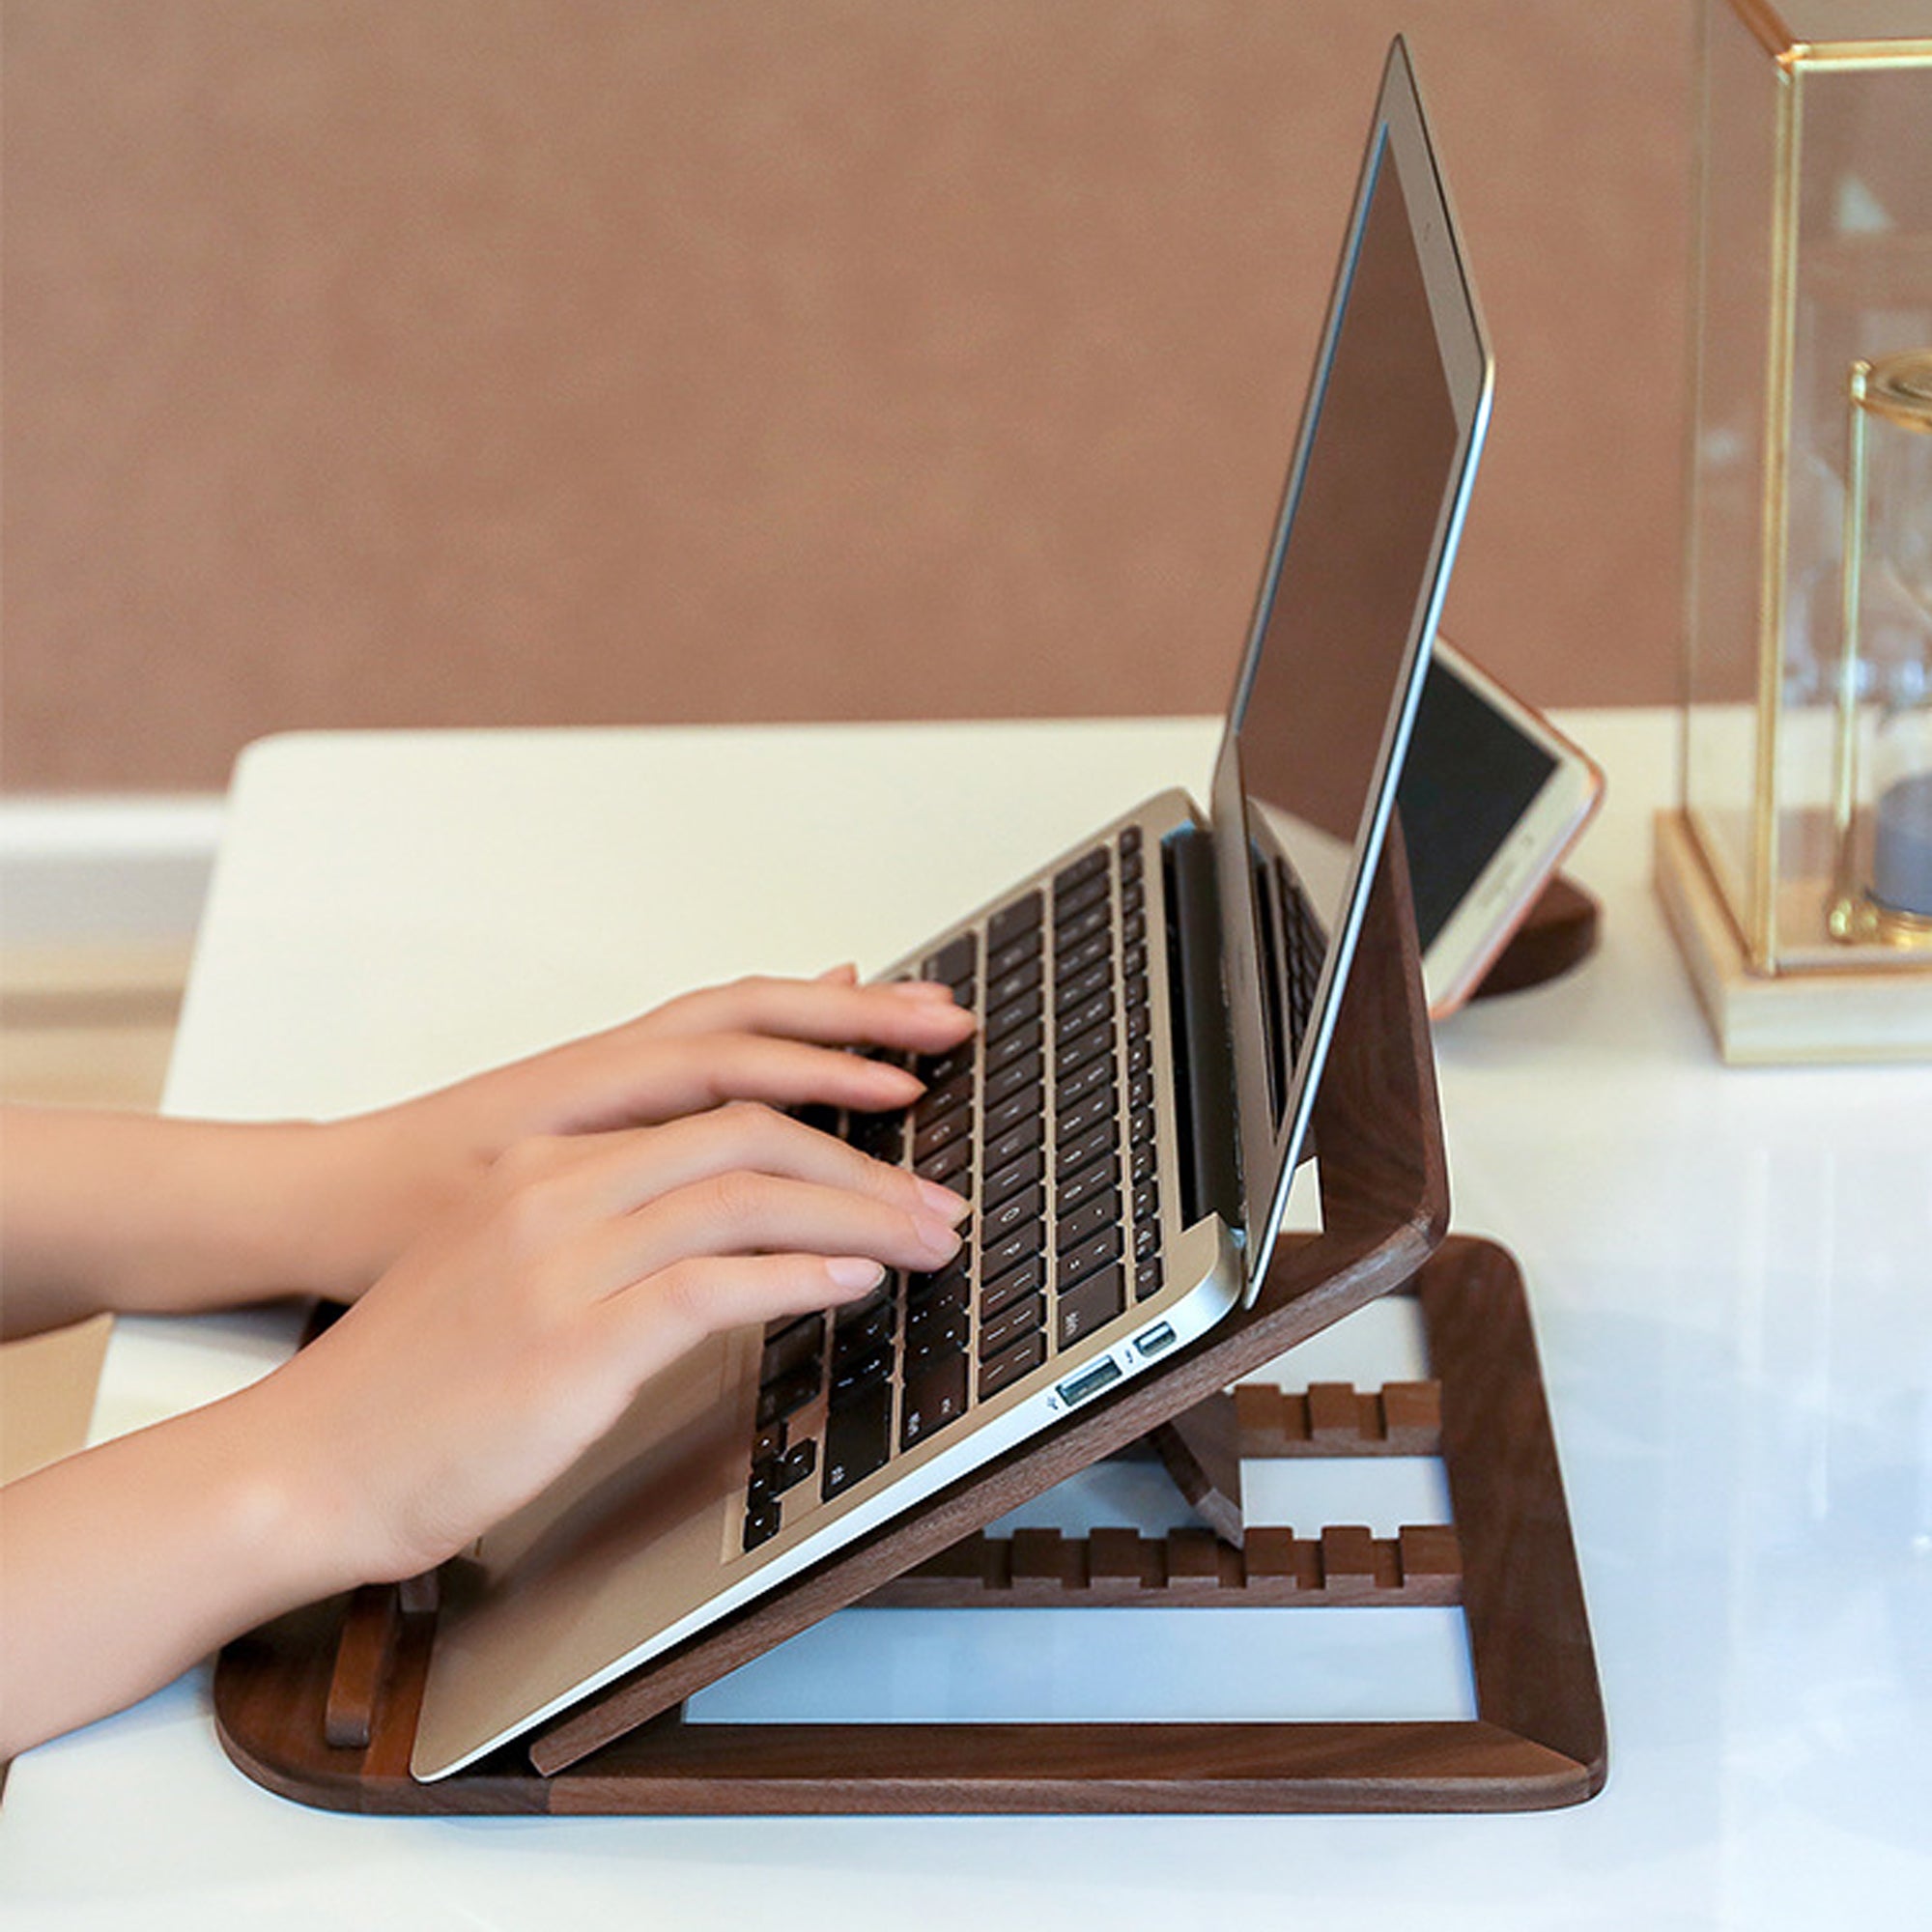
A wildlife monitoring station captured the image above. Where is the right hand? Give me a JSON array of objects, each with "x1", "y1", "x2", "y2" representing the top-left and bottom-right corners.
[{"x1": 251, "y1": 1103, "x2": 967, "y2": 1590}]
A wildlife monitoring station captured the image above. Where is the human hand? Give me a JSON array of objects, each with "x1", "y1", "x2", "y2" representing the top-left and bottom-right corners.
[
  {"x1": 303, "y1": 969, "x2": 975, "y2": 1299},
  {"x1": 252, "y1": 1101, "x2": 968, "y2": 1589}
]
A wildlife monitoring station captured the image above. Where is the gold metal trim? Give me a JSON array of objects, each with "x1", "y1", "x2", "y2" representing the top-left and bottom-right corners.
[
  {"x1": 1727, "y1": 0, "x2": 1932, "y2": 66},
  {"x1": 1750, "y1": 56, "x2": 1805, "y2": 973},
  {"x1": 1730, "y1": 0, "x2": 1800, "y2": 60},
  {"x1": 1830, "y1": 358, "x2": 1872, "y2": 939},
  {"x1": 1859, "y1": 350, "x2": 1932, "y2": 434}
]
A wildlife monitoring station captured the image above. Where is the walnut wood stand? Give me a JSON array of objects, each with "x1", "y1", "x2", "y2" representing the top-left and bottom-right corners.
[{"x1": 213, "y1": 846, "x2": 1605, "y2": 1814}]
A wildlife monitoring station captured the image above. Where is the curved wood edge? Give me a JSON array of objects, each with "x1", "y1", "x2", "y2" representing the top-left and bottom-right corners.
[
  {"x1": 550, "y1": 1719, "x2": 1594, "y2": 1816},
  {"x1": 1419, "y1": 1237, "x2": 1606, "y2": 1796},
  {"x1": 1468, "y1": 874, "x2": 1600, "y2": 1003}
]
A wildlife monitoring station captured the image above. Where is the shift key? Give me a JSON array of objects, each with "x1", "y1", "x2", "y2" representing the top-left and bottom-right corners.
[
  {"x1": 821, "y1": 1379, "x2": 893, "y2": 1499},
  {"x1": 1058, "y1": 1264, "x2": 1124, "y2": 1348}
]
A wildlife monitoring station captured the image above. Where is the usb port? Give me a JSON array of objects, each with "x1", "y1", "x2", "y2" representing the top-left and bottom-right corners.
[
  {"x1": 1134, "y1": 1322, "x2": 1177, "y2": 1359},
  {"x1": 1055, "y1": 1358, "x2": 1124, "y2": 1408}
]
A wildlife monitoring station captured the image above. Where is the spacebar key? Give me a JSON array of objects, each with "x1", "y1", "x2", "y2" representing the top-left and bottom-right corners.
[{"x1": 821, "y1": 1380, "x2": 894, "y2": 1499}]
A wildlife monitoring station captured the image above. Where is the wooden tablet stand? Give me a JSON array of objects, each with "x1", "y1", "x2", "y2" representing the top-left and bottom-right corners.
[{"x1": 213, "y1": 851, "x2": 1605, "y2": 1814}]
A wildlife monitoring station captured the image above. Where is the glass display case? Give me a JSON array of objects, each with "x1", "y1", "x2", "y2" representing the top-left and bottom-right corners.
[{"x1": 1659, "y1": 0, "x2": 1932, "y2": 1061}]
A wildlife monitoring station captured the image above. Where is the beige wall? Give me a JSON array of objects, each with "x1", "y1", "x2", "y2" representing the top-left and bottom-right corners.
[{"x1": 3, "y1": 1, "x2": 1693, "y2": 793}]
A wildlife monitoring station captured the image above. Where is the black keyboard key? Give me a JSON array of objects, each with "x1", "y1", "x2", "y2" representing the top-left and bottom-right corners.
[
  {"x1": 756, "y1": 1361, "x2": 822, "y2": 1427},
  {"x1": 1057, "y1": 988, "x2": 1114, "y2": 1046},
  {"x1": 1056, "y1": 1224, "x2": 1122, "y2": 1290},
  {"x1": 1130, "y1": 1139, "x2": 1156, "y2": 1187},
  {"x1": 1052, "y1": 874, "x2": 1111, "y2": 926},
  {"x1": 1055, "y1": 1022, "x2": 1114, "y2": 1079},
  {"x1": 1127, "y1": 1071, "x2": 1154, "y2": 1115},
  {"x1": 1054, "y1": 848, "x2": 1110, "y2": 895},
  {"x1": 1125, "y1": 1035, "x2": 1151, "y2": 1079},
  {"x1": 987, "y1": 892, "x2": 1042, "y2": 951},
  {"x1": 906, "y1": 1254, "x2": 970, "y2": 1303},
  {"x1": 923, "y1": 934, "x2": 978, "y2": 988},
  {"x1": 980, "y1": 1181, "x2": 1043, "y2": 1247},
  {"x1": 1057, "y1": 1191, "x2": 1122, "y2": 1251},
  {"x1": 900, "y1": 1350, "x2": 969, "y2": 1449},
  {"x1": 1134, "y1": 1219, "x2": 1161, "y2": 1263},
  {"x1": 1052, "y1": 901, "x2": 1111, "y2": 953},
  {"x1": 914, "y1": 1067, "x2": 974, "y2": 1125},
  {"x1": 984, "y1": 957, "x2": 1042, "y2": 1013},
  {"x1": 1135, "y1": 1255, "x2": 1165, "y2": 1301},
  {"x1": 917, "y1": 1134, "x2": 974, "y2": 1185},
  {"x1": 905, "y1": 1264, "x2": 967, "y2": 1321},
  {"x1": 916, "y1": 1040, "x2": 976, "y2": 1089},
  {"x1": 979, "y1": 1327, "x2": 1047, "y2": 1400},
  {"x1": 905, "y1": 1303, "x2": 969, "y2": 1361},
  {"x1": 1121, "y1": 877, "x2": 1144, "y2": 915},
  {"x1": 1055, "y1": 958, "x2": 1113, "y2": 1010},
  {"x1": 982, "y1": 1144, "x2": 1042, "y2": 1210},
  {"x1": 986, "y1": 1017, "x2": 1042, "y2": 1074},
  {"x1": 1133, "y1": 1179, "x2": 1159, "y2": 1223},
  {"x1": 822, "y1": 1379, "x2": 893, "y2": 1497},
  {"x1": 831, "y1": 1301, "x2": 894, "y2": 1370},
  {"x1": 1055, "y1": 1151, "x2": 1119, "y2": 1215},
  {"x1": 1129, "y1": 1103, "x2": 1155, "y2": 1148},
  {"x1": 985, "y1": 1049, "x2": 1042, "y2": 1109},
  {"x1": 1053, "y1": 930, "x2": 1112, "y2": 983},
  {"x1": 831, "y1": 1342, "x2": 895, "y2": 1405},
  {"x1": 978, "y1": 1293, "x2": 1045, "y2": 1361},
  {"x1": 1056, "y1": 1121, "x2": 1117, "y2": 1181},
  {"x1": 743, "y1": 1499, "x2": 782, "y2": 1550},
  {"x1": 1123, "y1": 906, "x2": 1147, "y2": 946},
  {"x1": 986, "y1": 928, "x2": 1040, "y2": 977},
  {"x1": 980, "y1": 1252, "x2": 1045, "y2": 1317},
  {"x1": 850, "y1": 1110, "x2": 904, "y2": 1162},
  {"x1": 752, "y1": 1417, "x2": 787, "y2": 1464},
  {"x1": 980, "y1": 1220, "x2": 1044, "y2": 1282},
  {"x1": 985, "y1": 987, "x2": 1043, "y2": 1046},
  {"x1": 760, "y1": 1313, "x2": 825, "y2": 1386},
  {"x1": 1054, "y1": 1087, "x2": 1115, "y2": 1146},
  {"x1": 1054, "y1": 1056, "x2": 1114, "y2": 1111},
  {"x1": 984, "y1": 1115, "x2": 1043, "y2": 1172},
  {"x1": 985, "y1": 1083, "x2": 1043, "y2": 1141},
  {"x1": 1058, "y1": 1262, "x2": 1124, "y2": 1347},
  {"x1": 775, "y1": 1439, "x2": 817, "y2": 1492},
  {"x1": 1119, "y1": 825, "x2": 1142, "y2": 857},
  {"x1": 913, "y1": 1108, "x2": 973, "y2": 1163}
]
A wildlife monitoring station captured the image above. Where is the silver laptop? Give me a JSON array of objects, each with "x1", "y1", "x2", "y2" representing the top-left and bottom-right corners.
[{"x1": 412, "y1": 38, "x2": 1491, "y2": 1781}]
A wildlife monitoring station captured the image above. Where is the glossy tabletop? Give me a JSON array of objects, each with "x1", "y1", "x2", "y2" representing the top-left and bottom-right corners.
[{"x1": 3, "y1": 710, "x2": 1928, "y2": 1928}]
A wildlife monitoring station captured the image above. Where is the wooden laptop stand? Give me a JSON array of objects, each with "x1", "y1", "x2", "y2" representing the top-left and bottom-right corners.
[{"x1": 213, "y1": 853, "x2": 1605, "y2": 1814}]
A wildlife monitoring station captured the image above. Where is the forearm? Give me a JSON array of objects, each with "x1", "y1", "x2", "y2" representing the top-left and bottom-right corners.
[
  {"x1": 0, "y1": 1108, "x2": 401, "y2": 1339},
  {"x1": 0, "y1": 1377, "x2": 358, "y2": 1759}
]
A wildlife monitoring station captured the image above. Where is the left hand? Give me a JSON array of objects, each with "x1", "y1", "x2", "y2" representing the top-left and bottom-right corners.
[{"x1": 305, "y1": 968, "x2": 975, "y2": 1296}]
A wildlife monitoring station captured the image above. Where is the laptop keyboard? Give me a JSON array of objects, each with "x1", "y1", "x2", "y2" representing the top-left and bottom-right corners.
[{"x1": 741, "y1": 826, "x2": 1167, "y2": 1553}]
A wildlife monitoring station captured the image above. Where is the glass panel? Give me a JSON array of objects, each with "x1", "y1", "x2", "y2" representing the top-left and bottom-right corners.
[
  {"x1": 1781, "y1": 62, "x2": 1932, "y2": 966},
  {"x1": 1686, "y1": 1, "x2": 1785, "y2": 954}
]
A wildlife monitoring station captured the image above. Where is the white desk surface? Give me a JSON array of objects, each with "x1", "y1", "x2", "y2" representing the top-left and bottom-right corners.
[{"x1": 5, "y1": 710, "x2": 1929, "y2": 1928}]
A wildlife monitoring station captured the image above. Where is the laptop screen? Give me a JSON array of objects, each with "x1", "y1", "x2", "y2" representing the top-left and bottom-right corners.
[{"x1": 1209, "y1": 46, "x2": 1489, "y2": 1281}]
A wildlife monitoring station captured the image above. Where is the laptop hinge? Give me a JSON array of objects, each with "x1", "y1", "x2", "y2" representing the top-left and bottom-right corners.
[{"x1": 1161, "y1": 825, "x2": 1242, "y2": 1234}]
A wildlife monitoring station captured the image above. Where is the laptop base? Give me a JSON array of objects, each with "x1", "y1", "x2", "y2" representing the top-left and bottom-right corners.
[{"x1": 211, "y1": 851, "x2": 1605, "y2": 1812}]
